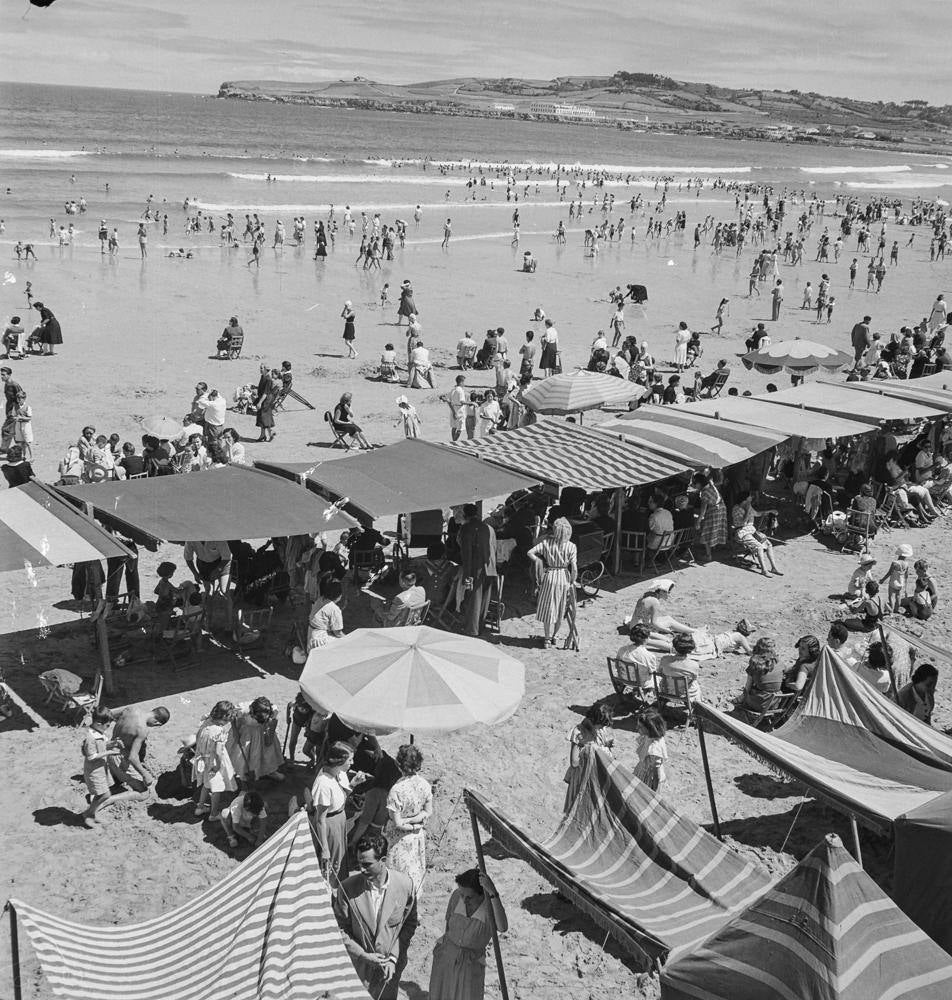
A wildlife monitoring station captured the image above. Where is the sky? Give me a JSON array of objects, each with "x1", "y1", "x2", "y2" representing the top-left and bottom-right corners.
[{"x1": 3, "y1": 0, "x2": 951, "y2": 104}]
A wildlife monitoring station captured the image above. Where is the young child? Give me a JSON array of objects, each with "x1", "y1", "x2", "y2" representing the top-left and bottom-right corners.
[
  {"x1": 220, "y1": 790, "x2": 267, "y2": 850},
  {"x1": 713, "y1": 619, "x2": 754, "y2": 656},
  {"x1": 632, "y1": 708, "x2": 668, "y2": 792},
  {"x1": 379, "y1": 283, "x2": 390, "y2": 307},
  {"x1": 153, "y1": 561, "x2": 180, "y2": 629},
  {"x1": 846, "y1": 553, "x2": 877, "y2": 600},
  {"x1": 901, "y1": 559, "x2": 938, "y2": 620},
  {"x1": 880, "y1": 544, "x2": 913, "y2": 613},
  {"x1": 844, "y1": 580, "x2": 885, "y2": 632},
  {"x1": 80, "y1": 706, "x2": 121, "y2": 828}
]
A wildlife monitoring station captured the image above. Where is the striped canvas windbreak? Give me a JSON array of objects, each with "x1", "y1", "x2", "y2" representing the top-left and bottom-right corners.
[
  {"x1": 457, "y1": 418, "x2": 693, "y2": 490},
  {"x1": 9, "y1": 812, "x2": 369, "y2": 1000},
  {"x1": 466, "y1": 751, "x2": 771, "y2": 969},
  {"x1": 660, "y1": 834, "x2": 952, "y2": 1000}
]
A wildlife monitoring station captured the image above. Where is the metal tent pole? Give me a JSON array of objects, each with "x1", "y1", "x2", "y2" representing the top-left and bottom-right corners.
[
  {"x1": 696, "y1": 716, "x2": 722, "y2": 840},
  {"x1": 849, "y1": 816, "x2": 864, "y2": 867}
]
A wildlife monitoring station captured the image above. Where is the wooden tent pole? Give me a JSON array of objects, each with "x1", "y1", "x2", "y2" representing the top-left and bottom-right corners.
[
  {"x1": 696, "y1": 716, "x2": 722, "y2": 840},
  {"x1": 849, "y1": 816, "x2": 863, "y2": 867},
  {"x1": 613, "y1": 487, "x2": 623, "y2": 576},
  {"x1": 95, "y1": 615, "x2": 115, "y2": 697},
  {"x1": 468, "y1": 806, "x2": 511, "y2": 1000},
  {"x1": 7, "y1": 903, "x2": 22, "y2": 1000},
  {"x1": 877, "y1": 623, "x2": 898, "y2": 699}
]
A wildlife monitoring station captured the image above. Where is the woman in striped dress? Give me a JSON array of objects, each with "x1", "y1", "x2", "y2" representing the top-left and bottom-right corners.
[
  {"x1": 692, "y1": 471, "x2": 727, "y2": 561},
  {"x1": 528, "y1": 517, "x2": 577, "y2": 646}
]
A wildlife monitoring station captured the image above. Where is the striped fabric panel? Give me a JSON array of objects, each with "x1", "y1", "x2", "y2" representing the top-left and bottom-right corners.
[
  {"x1": 611, "y1": 407, "x2": 786, "y2": 450},
  {"x1": 12, "y1": 813, "x2": 369, "y2": 1000},
  {"x1": 457, "y1": 419, "x2": 691, "y2": 489},
  {"x1": 660, "y1": 837, "x2": 952, "y2": 1000},
  {"x1": 522, "y1": 372, "x2": 641, "y2": 413},
  {"x1": 599, "y1": 420, "x2": 756, "y2": 468},
  {"x1": 542, "y1": 755, "x2": 772, "y2": 959}
]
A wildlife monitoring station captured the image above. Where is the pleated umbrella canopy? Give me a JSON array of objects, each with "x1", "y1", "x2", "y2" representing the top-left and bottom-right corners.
[
  {"x1": 742, "y1": 338, "x2": 853, "y2": 375},
  {"x1": 141, "y1": 415, "x2": 183, "y2": 439},
  {"x1": 299, "y1": 626, "x2": 525, "y2": 735},
  {"x1": 523, "y1": 370, "x2": 645, "y2": 416}
]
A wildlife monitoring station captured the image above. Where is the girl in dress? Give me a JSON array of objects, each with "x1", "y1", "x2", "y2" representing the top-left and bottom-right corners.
[
  {"x1": 428, "y1": 868, "x2": 509, "y2": 1000},
  {"x1": 692, "y1": 471, "x2": 727, "y2": 561},
  {"x1": 192, "y1": 700, "x2": 239, "y2": 821},
  {"x1": 384, "y1": 743, "x2": 433, "y2": 897},
  {"x1": 12, "y1": 390, "x2": 33, "y2": 461},
  {"x1": 632, "y1": 708, "x2": 668, "y2": 793},
  {"x1": 233, "y1": 697, "x2": 285, "y2": 784},
  {"x1": 564, "y1": 702, "x2": 614, "y2": 811},
  {"x1": 341, "y1": 301, "x2": 357, "y2": 358},
  {"x1": 527, "y1": 517, "x2": 577, "y2": 647},
  {"x1": 395, "y1": 395, "x2": 421, "y2": 438}
]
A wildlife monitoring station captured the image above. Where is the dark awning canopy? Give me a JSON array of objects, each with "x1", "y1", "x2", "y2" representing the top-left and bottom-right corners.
[
  {"x1": 256, "y1": 439, "x2": 538, "y2": 519},
  {"x1": 57, "y1": 465, "x2": 356, "y2": 544}
]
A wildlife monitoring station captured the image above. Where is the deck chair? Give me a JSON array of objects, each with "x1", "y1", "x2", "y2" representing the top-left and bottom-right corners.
[
  {"x1": 40, "y1": 672, "x2": 103, "y2": 725},
  {"x1": 154, "y1": 606, "x2": 205, "y2": 671},
  {"x1": 653, "y1": 671, "x2": 694, "y2": 726},
  {"x1": 388, "y1": 600, "x2": 430, "y2": 627},
  {"x1": 699, "y1": 369, "x2": 730, "y2": 399},
  {"x1": 457, "y1": 343, "x2": 477, "y2": 370},
  {"x1": 919, "y1": 362, "x2": 938, "y2": 378},
  {"x1": 669, "y1": 526, "x2": 698, "y2": 566},
  {"x1": 842, "y1": 508, "x2": 875, "y2": 553},
  {"x1": 606, "y1": 656, "x2": 655, "y2": 710},
  {"x1": 127, "y1": 471, "x2": 148, "y2": 480},
  {"x1": 739, "y1": 690, "x2": 799, "y2": 732},
  {"x1": 876, "y1": 490, "x2": 913, "y2": 530},
  {"x1": 325, "y1": 410, "x2": 354, "y2": 450},
  {"x1": 646, "y1": 531, "x2": 675, "y2": 571},
  {"x1": 620, "y1": 530, "x2": 646, "y2": 573}
]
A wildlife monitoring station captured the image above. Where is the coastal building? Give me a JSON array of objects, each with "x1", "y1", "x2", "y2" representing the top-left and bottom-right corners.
[
  {"x1": 529, "y1": 101, "x2": 599, "y2": 120},
  {"x1": 492, "y1": 102, "x2": 515, "y2": 113}
]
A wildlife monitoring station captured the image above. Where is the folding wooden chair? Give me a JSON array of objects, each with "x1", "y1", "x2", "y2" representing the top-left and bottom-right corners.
[
  {"x1": 669, "y1": 526, "x2": 698, "y2": 566},
  {"x1": 653, "y1": 672, "x2": 694, "y2": 727},
  {"x1": 351, "y1": 547, "x2": 384, "y2": 584},
  {"x1": 40, "y1": 673, "x2": 103, "y2": 726},
  {"x1": 325, "y1": 410, "x2": 354, "y2": 450},
  {"x1": 739, "y1": 691, "x2": 799, "y2": 731},
  {"x1": 700, "y1": 369, "x2": 730, "y2": 398},
  {"x1": 842, "y1": 508, "x2": 875, "y2": 553},
  {"x1": 226, "y1": 332, "x2": 244, "y2": 359},
  {"x1": 646, "y1": 530, "x2": 675, "y2": 572},
  {"x1": 606, "y1": 656, "x2": 655, "y2": 710},
  {"x1": 620, "y1": 530, "x2": 646, "y2": 573},
  {"x1": 154, "y1": 606, "x2": 205, "y2": 671}
]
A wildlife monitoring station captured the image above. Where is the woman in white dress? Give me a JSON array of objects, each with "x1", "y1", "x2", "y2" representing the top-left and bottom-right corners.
[
  {"x1": 674, "y1": 321, "x2": 691, "y2": 371},
  {"x1": 384, "y1": 743, "x2": 433, "y2": 897},
  {"x1": 307, "y1": 580, "x2": 344, "y2": 649}
]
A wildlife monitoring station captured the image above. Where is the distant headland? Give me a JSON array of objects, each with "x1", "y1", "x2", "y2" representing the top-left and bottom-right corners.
[{"x1": 217, "y1": 72, "x2": 952, "y2": 154}]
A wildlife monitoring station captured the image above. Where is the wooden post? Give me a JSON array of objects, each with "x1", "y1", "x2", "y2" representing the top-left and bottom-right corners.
[
  {"x1": 95, "y1": 614, "x2": 115, "y2": 697},
  {"x1": 468, "y1": 807, "x2": 511, "y2": 1000},
  {"x1": 695, "y1": 716, "x2": 722, "y2": 840},
  {"x1": 849, "y1": 816, "x2": 863, "y2": 867},
  {"x1": 877, "y1": 623, "x2": 898, "y2": 699},
  {"x1": 613, "y1": 487, "x2": 623, "y2": 576},
  {"x1": 7, "y1": 903, "x2": 22, "y2": 1000}
]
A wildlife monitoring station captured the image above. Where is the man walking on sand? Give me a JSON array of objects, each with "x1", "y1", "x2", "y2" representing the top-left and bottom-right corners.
[
  {"x1": 771, "y1": 279, "x2": 783, "y2": 321},
  {"x1": 850, "y1": 315, "x2": 872, "y2": 366}
]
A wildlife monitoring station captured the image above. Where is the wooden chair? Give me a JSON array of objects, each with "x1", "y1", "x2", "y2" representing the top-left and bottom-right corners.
[
  {"x1": 653, "y1": 671, "x2": 694, "y2": 726},
  {"x1": 876, "y1": 490, "x2": 913, "y2": 531},
  {"x1": 389, "y1": 600, "x2": 430, "y2": 627},
  {"x1": 920, "y1": 362, "x2": 938, "y2": 377},
  {"x1": 226, "y1": 332, "x2": 244, "y2": 359},
  {"x1": 842, "y1": 508, "x2": 875, "y2": 553},
  {"x1": 620, "y1": 530, "x2": 646, "y2": 572},
  {"x1": 325, "y1": 410, "x2": 354, "y2": 450},
  {"x1": 154, "y1": 606, "x2": 205, "y2": 671},
  {"x1": 669, "y1": 526, "x2": 698, "y2": 566},
  {"x1": 646, "y1": 531, "x2": 675, "y2": 571},
  {"x1": 351, "y1": 547, "x2": 385, "y2": 584},
  {"x1": 40, "y1": 673, "x2": 103, "y2": 726},
  {"x1": 606, "y1": 656, "x2": 655, "y2": 710},
  {"x1": 739, "y1": 691, "x2": 799, "y2": 731},
  {"x1": 127, "y1": 471, "x2": 148, "y2": 480},
  {"x1": 700, "y1": 369, "x2": 730, "y2": 398}
]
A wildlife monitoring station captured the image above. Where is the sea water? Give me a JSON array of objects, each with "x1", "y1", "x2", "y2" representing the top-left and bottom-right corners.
[{"x1": 1, "y1": 82, "x2": 950, "y2": 251}]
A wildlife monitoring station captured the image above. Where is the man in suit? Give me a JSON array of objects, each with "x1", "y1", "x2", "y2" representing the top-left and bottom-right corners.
[
  {"x1": 334, "y1": 834, "x2": 418, "y2": 1000},
  {"x1": 458, "y1": 503, "x2": 497, "y2": 636}
]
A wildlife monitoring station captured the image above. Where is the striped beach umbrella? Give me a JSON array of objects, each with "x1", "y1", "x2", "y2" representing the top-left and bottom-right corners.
[
  {"x1": 661, "y1": 833, "x2": 952, "y2": 999},
  {"x1": 742, "y1": 338, "x2": 853, "y2": 375},
  {"x1": 299, "y1": 626, "x2": 525, "y2": 735},
  {"x1": 522, "y1": 370, "x2": 646, "y2": 418}
]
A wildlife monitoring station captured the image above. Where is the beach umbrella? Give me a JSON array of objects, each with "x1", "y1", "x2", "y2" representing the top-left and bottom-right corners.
[
  {"x1": 523, "y1": 370, "x2": 646, "y2": 420},
  {"x1": 742, "y1": 338, "x2": 853, "y2": 376},
  {"x1": 141, "y1": 415, "x2": 182, "y2": 439},
  {"x1": 299, "y1": 625, "x2": 525, "y2": 736}
]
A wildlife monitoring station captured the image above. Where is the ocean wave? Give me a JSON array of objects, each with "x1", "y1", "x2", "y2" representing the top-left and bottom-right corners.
[
  {"x1": 845, "y1": 175, "x2": 952, "y2": 190},
  {"x1": 363, "y1": 157, "x2": 752, "y2": 175},
  {"x1": 228, "y1": 172, "x2": 471, "y2": 185},
  {"x1": 800, "y1": 164, "x2": 913, "y2": 174},
  {"x1": 0, "y1": 148, "x2": 95, "y2": 159}
]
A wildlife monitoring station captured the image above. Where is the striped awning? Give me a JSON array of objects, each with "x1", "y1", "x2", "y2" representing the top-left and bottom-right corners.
[
  {"x1": 522, "y1": 370, "x2": 645, "y2": 415},
  {"x1": 466, "y1": 751, "x2": 772, "y2": 970},
  {"x1": 660, "y1": 834, "x2": 952, "y2": 1000},
  {"x1": 688, "y1": 396, "x2": 874, "y2": 442},
  {"x1": 457, "y1": 419, "x2": 693, "y2": 490},
  {"x1": 0, "y1": 480, "x2": 132, "y2": 573},
  {"x1": 824, "y1": 378, "x2": 952, "y2": 413},
  {"x1": 598, "y1": 407, "x2": 787, "y2": 468},
  {"x1": 756, "y1": 381, "x2": 945, "y2": 424},
  {"x1": 8, "y1": 812, "x2": 369, "y2": 1000}
]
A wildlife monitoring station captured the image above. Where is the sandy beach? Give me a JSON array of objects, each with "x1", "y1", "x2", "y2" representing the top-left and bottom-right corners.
[{"x1": 2, "y1": 102, "x2": 952, "y2": 999}]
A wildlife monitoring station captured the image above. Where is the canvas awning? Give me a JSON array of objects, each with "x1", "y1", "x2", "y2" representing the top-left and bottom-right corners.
[
  {"x1": 8, "y1": 812, "x2": 369, "y2": 1000},
  {"x1": 0, "y1": 480, "x2": 132, "y2": 572},
  {"x1": 457, "y1": 418, "x2": 693, "y2": 490},
  {"x1": 597, "y1": 407, "x2": 787, "y2": 468},
  {"x1": 57, "y1": 465, "x2": 356, "y2": 544},
  {"x1": 687, "y1": 396, "x2": 874, "y2": 442},
  {"x1": 754, "y1": 381, "x2": 945, "y2": 424},
  {"x1": 661, "y1": 834, "x2": 952, "y2": 999},
  {"x1": 823, "y1": 378, "x2": 952, "y2": 413},
  {"x1": 465, "y1": 751, "x2": 772, "y2": 971},
  {"x1": 255, "y1": 439, "x2": 537, "y2": 519}
]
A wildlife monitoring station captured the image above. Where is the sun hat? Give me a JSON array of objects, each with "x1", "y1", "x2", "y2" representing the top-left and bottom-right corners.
[
  {"x1": 897, "y1": 544, "x2": 914, "y2": 558},
  {"x1": 859, "y1": 554, "x2": 877, "y2": 566},
  {"x1": 395, "y1": 395, "x2": 410, "y2": 407}
]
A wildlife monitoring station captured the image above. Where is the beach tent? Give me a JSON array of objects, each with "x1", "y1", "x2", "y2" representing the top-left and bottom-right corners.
[
  {"x1": 5, "y1": 811, "x2": 369, "y2": 1000},
  {"x1": 687, "y1": 396, "x2": 874, "y2": 444},
  {"x1": 56, "y1": 464, "x2": 356, "y2": 544},
  {"x1": 464, "y1": 751, "x2": 772, "y2": 971},
  {"x1": 597, "y1": 406, "x2": 787, "y2": 469},
  {"x1": 660, "y1": 834, "x2": 952, "y2": 1000},
  {"x1": 0, "y1": 480, "x2": 132, "y2": 572},
  {"x1": 456, "y1": 418, "x2": 693, "y2": 490},
  {"x1": 521, "y1": 370, "x2": 645, "y2": 418},
  {"x1": 823, "y1": 377, "x2": 952, "y2": 413},
  {"x1": 255, "y1": 439, "x2": 537, "y2": 520},
  {"x1": 753, "y1": 381, "x2": 945, "y2": 424},
  {"x1": 694, "y1": 646, "x2": 952, "y2": 950}
]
